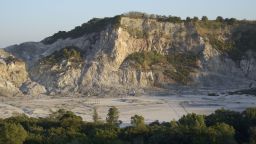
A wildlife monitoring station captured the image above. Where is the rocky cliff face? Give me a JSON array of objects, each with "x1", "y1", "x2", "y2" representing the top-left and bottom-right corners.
[
  {"x1": 0, "y1": 50, "x2": 46, "y2": 97},
  {"x1": 3, "y1": 14, "x2": 256, "y2": 96},
  {"x1": 0, "y1": 50, "x2": 27, "y2": 96}
]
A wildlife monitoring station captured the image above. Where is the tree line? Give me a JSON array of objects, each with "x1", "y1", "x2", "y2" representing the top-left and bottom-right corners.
[
  {"x1": 1, "y1": 107, "x2": 256, "y2": 144},
  {"x1": 123, "y1": 11, "x2": 240, "y2": 24}
]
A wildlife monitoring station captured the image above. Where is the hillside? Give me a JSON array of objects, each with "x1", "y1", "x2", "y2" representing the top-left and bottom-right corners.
[{"x1": 2, "y1": 12, "x2": 256, "y2": 96}]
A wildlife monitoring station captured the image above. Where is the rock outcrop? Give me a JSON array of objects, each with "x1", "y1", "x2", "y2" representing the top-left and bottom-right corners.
[
  {"x1": 0, "y1": 50, "x2": 28, "y2": 96},
  {"x1": 2, "y1": 13, "x2": 256, "y2": 96}
]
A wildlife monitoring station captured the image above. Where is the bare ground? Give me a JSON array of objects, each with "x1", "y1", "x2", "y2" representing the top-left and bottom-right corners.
[{"x1": 0, "y1": 94, "x2": 256, "y2": 125}]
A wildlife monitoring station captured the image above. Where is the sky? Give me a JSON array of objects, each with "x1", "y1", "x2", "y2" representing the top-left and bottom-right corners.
[{"x1": 0, "y1": 0, "x2": 255, "y2": 48}]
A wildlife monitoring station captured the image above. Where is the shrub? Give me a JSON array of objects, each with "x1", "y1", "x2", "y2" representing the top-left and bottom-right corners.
[{"x1": 201, "y1": 16, "x2": 208, "y2": 22}]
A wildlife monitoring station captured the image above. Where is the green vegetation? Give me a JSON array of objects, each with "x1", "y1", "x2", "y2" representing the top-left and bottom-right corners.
[
  {"x1": 106, "y1": 106, "x2": 120, "y2": 126},
  {"x1": 131, "y1": 115, "x2": 146, "y2": 128},
  {"x1": 124, "y1": 27, "x2": 145, "y2": 39},
  {"x1": 193, "y1": 16, "x2": 199, "y2": 22},
  {"x1": 4, "y1": 56, "x2": 20, "y2": 64},
  {"x1": 93, "y1": 107, "x2": 100, "y2": 123},
  {"x1": 201, "y1": 16, "x2": 208, "y2": 22},
  {"x1": 232, "y1": 25, "x2": 256, "y2": 60},
  {"x1": 42, "y1": 12, "x2": 185, "y2": 44},
  {"x1": 123, "y1": 11, "x2": 183, "y2": 23},
  {"x1": 164, "y1": 53, "x2": 198, "y2": 84},
  {"x1": 125, "y1": 51, "x2": 198, "y2": 84},
  {"x1": 0, "y1": 122, "x2": 28, "y2": 144},
  {"x1": 41, "y1": 12, "x2": 256, "y2": 63},
  {"x1": 42, "y1": 46, "x2": 82, "y2": 65},
  {"x1": 216, "y1": 16, "x2": 224, "y2": 22},
  {"x1": 208, "y1": 35, "x2": 235, "y2": 53},
  {"x1": 1, "y1": 107, "x2": 256, "y2": 143},
  {"x1": 195, "y1": 18, "x2": 256, "y2": 61},
  {"x1": 196, "y1": 20, "x2": 233, "y2": 56},
  {"x1": 125, "y1": 51, "x2": 166, "y2": 70},
  {"x1": 212, "y1": 24, "x2": 256, "y2": 61},
  {"x1": 42, "y1": 16, "x2": 121, "y2": 44}
]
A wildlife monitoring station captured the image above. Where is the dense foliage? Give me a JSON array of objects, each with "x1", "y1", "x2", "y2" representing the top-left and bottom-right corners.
[{"x1": 1, "y1": 107, "x2": 256, "y2": 144}]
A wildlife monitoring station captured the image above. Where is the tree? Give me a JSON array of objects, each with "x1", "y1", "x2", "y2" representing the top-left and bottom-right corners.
[
  {"x1": 201, "y1": 16, "x2": 208, "y2": 22},
  {"x1": 186, "y1": 17, "x2": 192, "y2": 22},
  {"x1": 225, "y1": 18, "x2": 237, "y2": 25},
  {"x1": 129, "y1": 115, "x2": 148, "y2": 144},
  {"x1": 93, "y1": 107, "x2": 100, "y2": 123},
  {"x1": 249, "y1": 127, "x2": 256, "y2": 144},
  {"x1": 208, "y1": 123, "x2": 237, "y2": 144},
  {"x1": 131, "y1": 115, "x2": 145, "y2": 128},
  {"x1": 205, "y1": 109, "x2": 241, "y2": 128},
  {"x1": 0, "y1": 123, "x2": 28, "y2": 144},
  {"x1": 216, "y1": 16, "x2": 224, "y2": 22},
  {"x1": 193, "y1": 16, "x2": 199, "y2": 22},
  {"x1": 168, "y1": 16, "x2": 182, "y2": 23},
  {"x1": 178, "y1": 113, "x2": 206, "y2": 128},
  {"x1": 106, "y1": 106, "x2": 119, "y2": 125},
  {"x1": 243, "y1": 107, "x2": 256, "y2": 121},
  {"x1": 59, "y1": 110, "x2": 83, "y2": 130}
]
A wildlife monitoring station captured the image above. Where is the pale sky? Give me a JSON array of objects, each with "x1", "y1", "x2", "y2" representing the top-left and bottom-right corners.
[{"x1": 0, "y1": 0, "x2": 255, "y2": 48}]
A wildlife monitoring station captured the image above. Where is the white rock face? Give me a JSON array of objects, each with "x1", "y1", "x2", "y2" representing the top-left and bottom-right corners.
[
  {"x1": 0, "y1": 50, "x2": 28, "y2": 96},
  {"x1": 20, "y1": 81, "x2": 46, "y2": 96},
  {"x1": 3, "y1": 17, "x2": 256, "y2": 96}
]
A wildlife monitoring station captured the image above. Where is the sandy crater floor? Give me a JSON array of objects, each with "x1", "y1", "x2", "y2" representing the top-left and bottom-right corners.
[{"x1": 0, "y1": 94, "x2": 256, "y2": 125}]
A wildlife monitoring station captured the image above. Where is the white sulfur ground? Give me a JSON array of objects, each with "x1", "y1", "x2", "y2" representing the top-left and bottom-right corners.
[{"x1": 0, "y1": 94, "x2": 256, "y2": 125}]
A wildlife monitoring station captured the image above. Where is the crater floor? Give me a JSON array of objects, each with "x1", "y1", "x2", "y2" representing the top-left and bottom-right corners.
[{"x1": 1, "y1": 93, "x2": 256, "y2": 125}]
